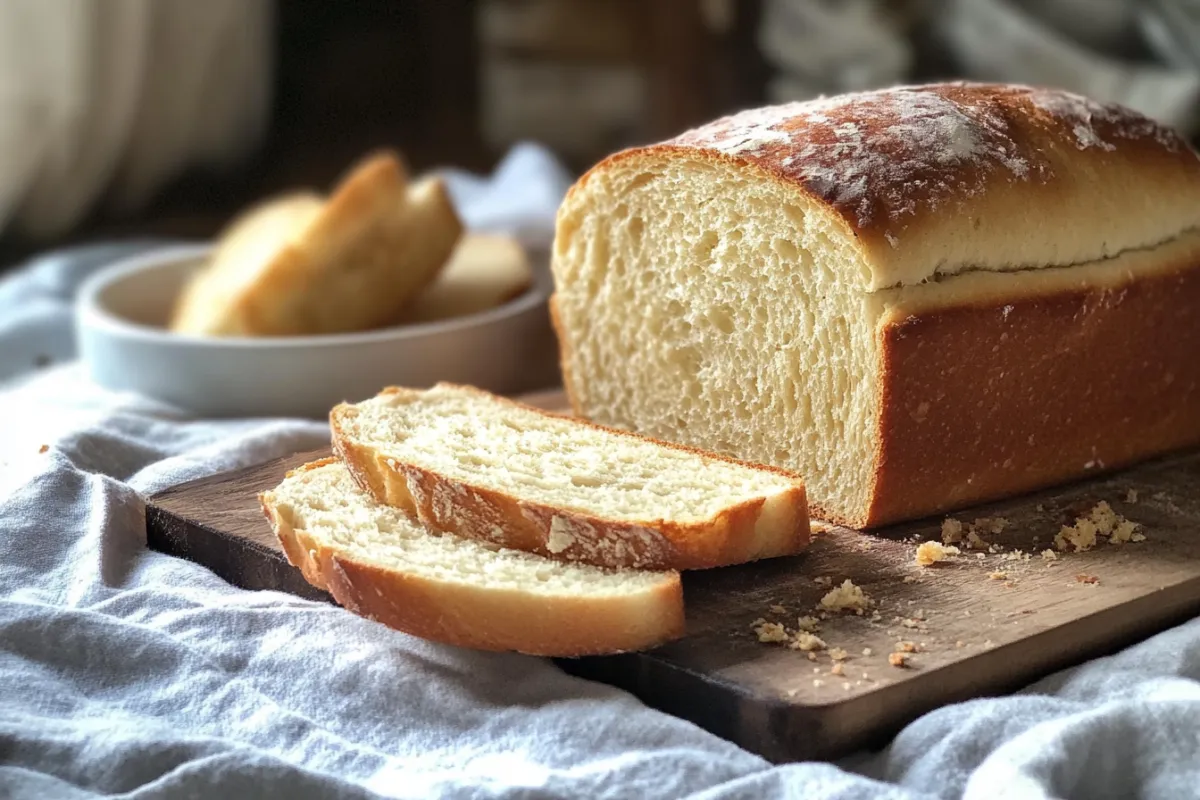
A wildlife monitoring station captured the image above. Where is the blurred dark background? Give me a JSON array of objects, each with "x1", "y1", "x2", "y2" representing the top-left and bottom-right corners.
[{"x1": 2, "y1": 0, "x2": 1198, "y2": 269}]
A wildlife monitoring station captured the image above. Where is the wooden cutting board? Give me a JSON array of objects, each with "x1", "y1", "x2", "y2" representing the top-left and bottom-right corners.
[{"x1": 145, "y1": 390, "x2": 1200, "y2": 762}]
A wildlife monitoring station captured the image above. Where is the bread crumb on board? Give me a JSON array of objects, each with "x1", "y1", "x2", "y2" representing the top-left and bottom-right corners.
[
  {"x1": 829, "y1": 647, "x2": 849, "y2": 661},
  {"x1": 915, "y1": 541, "x2": 961, "y2": 567},
  {"x1": 1055, "y1": 501, "x2": 1143, "y2": 552},
  {"x1": 796, "y1": 615, "x2": 821, "y2": 633},
  {"x1": 1125, "y1": 489, "x2": 1139, "y2": 504},
  {"x1": 819, "y1": 579, "x2": 872, "y2": 613},
  {"x1": 941, "y1": 518, "x2": 964, "y2": 545},
  {"x1": 38, "y1": 444, "x2": 49, "y2": 454},
  {"x1": 1041, "y1": 549, "x2": 1058, "y2": 562},
  {"x1": 862, "y1": 647, "x2": 873, "y2": 656},
  {"x1": 769, "y1": 604, "x2": 788, "y2": 614},
  {"x1": 753, "y1": 621, "x2": 789, "y2": 643},
  {"x1": 895, "y1": 641, "x2": 918, "y2": 653},
  {"x1": 789, "y1": 632, "x2": 827, "y2": 652},
  {"x1": 1075, "y1": 573, "x2": 1100, "y2": 585},
  {"x1": 889, "y1": 652, "x2": 910, "y2": 668},
  {"x1": 830, "y1": 661, "x2": 845, "y2": 676},
  {"x1": 988, "y1": 571, "x2": 1008, "y2": 581},
  {"x1": 813, "y1": 576, "x2": 833, "y2": 588}
]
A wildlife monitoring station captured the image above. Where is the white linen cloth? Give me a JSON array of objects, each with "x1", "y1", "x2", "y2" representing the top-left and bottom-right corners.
[{"x1": 1, "y1": 145, "x2": 1199, "y2": 799}]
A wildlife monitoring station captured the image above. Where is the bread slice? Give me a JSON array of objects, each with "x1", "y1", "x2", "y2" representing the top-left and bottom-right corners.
[
  {"x1": 400, "y1": 233, "x2": 534, "y2": 323},
  {"x1": 259, "y1": 458, "x2": 684, "y2": 656},
  {"x1": 550, "y1": 82, "x2": 1200, "y2": 528},
  {"x1": 330, "y1": 383, "x2": 810, "y2": 570},
  {"x1": 170, "y1": 150, "x2": 463, "y2": 336}
]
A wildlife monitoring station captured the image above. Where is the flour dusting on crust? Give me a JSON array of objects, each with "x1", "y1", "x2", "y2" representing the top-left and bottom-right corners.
[{"x1": 669, "y1": 83, "x2": 1187, "y2": 234}]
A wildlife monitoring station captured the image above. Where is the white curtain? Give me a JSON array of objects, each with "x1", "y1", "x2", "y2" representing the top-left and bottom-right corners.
[{"x1": 0, "y1": 0, "x2": 273, "y2": 241}]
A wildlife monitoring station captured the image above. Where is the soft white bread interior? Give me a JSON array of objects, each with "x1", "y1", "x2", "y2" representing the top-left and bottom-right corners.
[
  {"x1": 171, "y1": 150, "x2": 463, "y2": 337},
  {"x1": 401, "y1": 233, "x2": 534, "y2": 323},
  {"x1": 330, "y1": 383, "x2": 810, "y2": 570},
  {"x1": 550, "y1": 83, "x2": 1200, "y2": 527},
  {"x1": 259, "y1": 458, "x2": 685, "y2": 656}
]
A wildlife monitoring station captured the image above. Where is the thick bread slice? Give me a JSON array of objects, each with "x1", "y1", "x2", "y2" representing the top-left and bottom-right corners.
[
  {"x1": 259, "y1": 458, "x2": 684, "y2": 656},
  {"x1": 330, "y1": 383, "x2": 810, "y2": 570},
  {"x1": 400, "y1": 233, "x2": 534, "y2": 323},
  {"x1": 170, "y1": 150, "x2": 463, "y2": 336}
]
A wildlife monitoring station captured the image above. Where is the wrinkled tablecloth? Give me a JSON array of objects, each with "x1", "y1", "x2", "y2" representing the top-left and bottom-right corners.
[{"x1": 2, "y1": 144, "x2": 1199, "y2": 800}]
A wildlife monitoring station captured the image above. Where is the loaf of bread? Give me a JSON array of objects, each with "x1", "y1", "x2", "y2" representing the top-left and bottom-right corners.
[
  {"x1": 171, "y1": 151, "x2": 463, "y2": 337},
  {"x1": 330, "y1": 383, "x2": 810, "y2": 570},
  {"x1": 260, "y1": 458, "x2": 684, "y2": 656},
  {"x1": 550, "y1": 82, "x2": 1200, "y2": 528}
]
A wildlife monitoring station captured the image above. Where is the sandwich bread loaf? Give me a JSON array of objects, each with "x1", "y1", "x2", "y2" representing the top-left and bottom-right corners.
[{"x1": 550, "y1": 82, "x2": 1200, "y2": 527}]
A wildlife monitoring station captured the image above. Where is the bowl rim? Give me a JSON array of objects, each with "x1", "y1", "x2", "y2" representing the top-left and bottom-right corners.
[{"x1": 76, "y1": 243, "x2": 552, "y2": 350}]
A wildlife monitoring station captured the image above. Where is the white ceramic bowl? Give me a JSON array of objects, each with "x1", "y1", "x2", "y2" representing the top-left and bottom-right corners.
[{"x1": 76, "y1": 244, "x2": 561, "y2": 418}]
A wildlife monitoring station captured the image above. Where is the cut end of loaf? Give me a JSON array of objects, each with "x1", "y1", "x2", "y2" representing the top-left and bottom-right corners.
[{"x1": 553, "y1": 154, "x2": 879, "y2": 527}]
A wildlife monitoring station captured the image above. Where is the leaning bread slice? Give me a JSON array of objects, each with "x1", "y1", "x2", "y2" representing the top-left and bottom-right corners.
[
  {"x1": 260, "y1": 458, "x2": 684, "y2": 656},
  {"x1": 171, "y1": 150, "x2": 463, "y2": 337},
  {"x1": 330, "y1": 383, "x2": 810, "y2": 570}
]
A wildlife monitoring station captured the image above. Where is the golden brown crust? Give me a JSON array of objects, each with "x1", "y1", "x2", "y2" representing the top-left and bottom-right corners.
[
  {"x1": 259, "y1": 461, "x2": 686, "y2": 656},
  {"x1": 330, "y1": 383, "x2": 811, "y2": 570},
  {"x1": 571, "y1": 83, "x2": 1200, "y2": 290},
  {"x1": 859, "y1": 253, "x2": 1200, "y2": 528}
]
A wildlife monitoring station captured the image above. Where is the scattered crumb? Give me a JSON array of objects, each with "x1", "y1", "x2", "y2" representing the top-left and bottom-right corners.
[
  {"x1": 895, "y1": 641, "x2": 918, "y2": 653},
  {"x1": 1036, "y1": 504, "x2": 1045, "y2": 512},
  {"x1": 1056, "y1": 501, "x2": 1141, "y2": 551},
  {"x1": 831, "y1": 662, "x2": 845, "y2": 677},
  {"x1": 977, "y1": 517, "x2": 1009, "y2": 535},
  {"x1": 1004, "y1": 581, "x2": 1016, "y2": 588},
  {"x1": 967, "y1": 531, "x2": 989, "y2": 551},
  {"x1": 1055, "y1": 518, "x2": 1099, "y2": 552},
  {"x1": 862, "y1": 648, "x2": 873, "y2": 657},
  {"x1": 1125, "y1": 489, "x2": 1139, "y2": 504},
  {"x1": 1041, "y1": 549, "x2": 1058, "y2": 562},
  {"x1": 789, "y1": 631, "x2": 827, "y2": 652},
  {"x1": 1109, "y1": 519, "x2": 1140, "y2": 545},
  {"x1": 955, "y1": 640, "x2": 964, "y2": 648},
  {"x1": 988, "y1": 571, "x2": 1008, "y2": 581},
  {"x1": 843, "y1": 682, "x2": 853, "y2": 691},
  {"x1": 769, "y1": 604, "x2": 787, "y2": 615},
  {"x1": 915, "y1": 541, "x2": 960, "y2": 567},
  {"x1": 901, "y1": 618, "x2": 922, "y2": 629},
  {"x1": 963, "y1": 610, "x2": 971, "y2": 617},
  {"x1": 829, "y1": 647, "x2": 849, "y2": 661},
  {"x1": 807, "y1": 652, "x2": 817, "y2": 662},
  {"x1": 1002, "y1": 549, "x2": 1032, "y2": 562},
  {"x1": 38, "y1": 444, "x2": 49, "y2": 454},
  {"x1": 941, "y1": 518, "x2": 965, "y2": 545},
  {"x1": 983, "y1": 639, "x2": 995, "y2": 649},
  {"x1": 813, "y1": 576, "x2": 833, "y2": 588},
  {"x1": 819, "y1": 579, "x2": 872, "y2": 613},
  {"x1": 1075, "y1": 574, "x2": 1100, "y2": 585},
  {"x1": 1131, "y1": 532, "x2": 1147, "y2": 543},
  {"x1": 903, "y1": 575, "x2": 918, "y2": 583},
  {"x1": 753, "y1": 621, "x2": 789, "y2": 643},
  {"x1": 797, "y1": 615, "x2": 821, "y2": 633},
  {"x1": 813, "y1": 667, "x2": 821, "y2": 674},
  {"x1": 813, "y1": 679, "x2": 824, "y2": 687},
  {"x1": 988, "y1": 543, "x2": 1003, "y2": 554},
  {"x1": 975, "y1": 553, "x2": 986, "y2": 561},
  {"x1": 870, "y1": 611, "x2": 883, "y2": 622},
  {"x1": 862, "y1": 672, "x2": 870, "y2": 680},
  {"x1": 889, "y1": 652, "x2": 909, "y2": 668}
]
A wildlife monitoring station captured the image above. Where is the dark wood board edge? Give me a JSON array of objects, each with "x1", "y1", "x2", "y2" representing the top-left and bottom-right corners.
[{"x1": 145, "y1": 501, "x2": 333, "y2": 604}]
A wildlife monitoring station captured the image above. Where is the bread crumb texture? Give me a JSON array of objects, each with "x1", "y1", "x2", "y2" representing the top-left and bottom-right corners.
[
  {"x1": 1055, "y1": 501, "x2": 1142, "y2": 552},
  {"x1": 889, "y1": 652, "x2": 909, "y2": 668},
  {"x1": 915, "y1": 540, "x2": 960, "y2": 567},
  {"x1": 819, "y1": 579, "x2": 873, "y2": 613}
]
